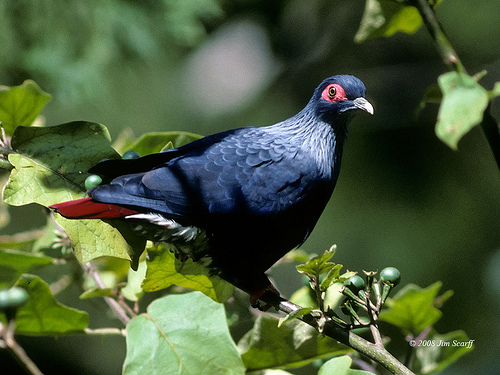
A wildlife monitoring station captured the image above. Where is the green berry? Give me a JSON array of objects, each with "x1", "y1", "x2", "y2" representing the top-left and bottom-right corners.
[
  {"x1": 344, "y1": 275, "x2": 366, "y2": 292},
  {"x1": 122, "y1": 150, "x2": 141, "y2": 160},
  {"x1": 85, "y1": 174, "x2": 103, "y2": 190},
  {"x1": 0, "y1": 287, "x2": 29, "y2": 310},
  {"x1": 380, "y1": 267, "x2": 401, "y2": 286}
]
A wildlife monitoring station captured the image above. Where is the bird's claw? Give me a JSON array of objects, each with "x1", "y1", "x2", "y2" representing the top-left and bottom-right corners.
[{"x1": 250, "y1": 283, "x2": 280, "y2": 311}]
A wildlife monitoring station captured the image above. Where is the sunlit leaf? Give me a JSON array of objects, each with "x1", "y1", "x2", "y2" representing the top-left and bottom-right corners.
[
  {"x1": 379, "y1": 281, "x2": 452, "y2": 335},
  {"x1": 9, "y1": 274, "x2": 88, "y2": 335},
  {"x1": 239, "y1": 315, "x2": 351, "y2": 371},
  {"x1": 125, "y1": 131, "x2": 203, "y2": 156},
  {"x1": 290, "y1": 285, "x2": 318, "y2": 309},
  {"x1": 142, "y1": 245, "x2": 233, "y2": 303},
  {"x1": 121, "y1": 260, "x2": 147, "y2": 302},
  {"x1": 278, "y1": 307, "x2": 313, "y2": 327},
  {"x1": 0, "y1": 80, "x2": 51, "y2": 136},
  {"x1": 4, "y1": 121, "x2": 118, "y2": 206},
  {"x1": 355, "y1": 0, "x2": 423, "y2": 43},
  {"x1": 79, "y1": 287, "x2": 115, "y2": 299},
  {"x1": 296, "y1": 246, "x2": 337, "y2": 279},
  {"x1": 123, "y1": 291, "x2": 244, "y2": 375},
  {"x1": 3, "y1": 121, "x2": 145, "y2": 263},
  {"x1": 436, "y1": 72, "x2": 489, "y2": 149},
  {"x1": 54, "y1": 216, "x2": 144, "y2": 264},
  {"x1": 318, "y1": 355, "x2": 373, "y2": 375}
]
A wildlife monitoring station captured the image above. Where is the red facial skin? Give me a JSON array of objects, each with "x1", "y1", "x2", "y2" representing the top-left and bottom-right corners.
[{"x1": 321, "y1": 83, "x2": 348, "y2": 103}]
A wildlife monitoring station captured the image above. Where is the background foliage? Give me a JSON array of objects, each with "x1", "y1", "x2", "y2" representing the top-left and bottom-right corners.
[{"x1": 1, "y1": 0, "x2": 499, "y2": 374}]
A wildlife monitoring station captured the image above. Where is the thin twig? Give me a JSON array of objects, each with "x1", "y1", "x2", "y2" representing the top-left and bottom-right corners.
[
  {"x1": 84, "y1": 262, "x2": 131, "y2": 325},
  {"x1": 84, "y1": 327, "x2": 126, "y2": 336}
]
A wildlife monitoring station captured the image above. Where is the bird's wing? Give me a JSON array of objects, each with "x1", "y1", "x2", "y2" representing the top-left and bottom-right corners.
[
  {"x1": 89, "y1": 127, "x2": 323, "y2": 223},
  {"x1": 88, "y1": 128, "x2": 242, "y2": 179}
]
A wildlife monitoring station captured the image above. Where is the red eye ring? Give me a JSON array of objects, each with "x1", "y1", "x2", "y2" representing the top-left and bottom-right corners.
[{"x1": 321, "y1": 84, "x2": 347, "y2": 103}]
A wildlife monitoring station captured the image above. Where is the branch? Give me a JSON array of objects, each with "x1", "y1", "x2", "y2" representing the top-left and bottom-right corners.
[
  {"x1": 409, "y1": 0, "x2": 466, "y2": 74},
  {"x1": 411, "y1": 0, "x2": 500, "y2": 170},
  {"x1": 259, "y1": 292, "x2": 415, "y2": 375}
]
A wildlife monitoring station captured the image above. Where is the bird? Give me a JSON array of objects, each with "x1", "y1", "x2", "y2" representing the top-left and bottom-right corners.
[{"x1": 50, "y1": 75, "x2": 373, "y2": 304}]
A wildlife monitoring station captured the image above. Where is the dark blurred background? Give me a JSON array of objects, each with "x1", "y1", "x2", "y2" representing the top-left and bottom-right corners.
[{"x1": 1, "y1": 0, "x2": 499, "y2": 374}]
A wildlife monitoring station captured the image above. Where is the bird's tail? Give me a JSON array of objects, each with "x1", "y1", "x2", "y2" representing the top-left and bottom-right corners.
[{"x1": 50, "y1": 197, "x2": 139, "y2": 219}]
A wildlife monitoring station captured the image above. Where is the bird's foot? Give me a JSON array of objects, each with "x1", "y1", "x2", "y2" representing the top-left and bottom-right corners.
[{"x1": 250, "y1": 283, "x2": 280, "y2": 311}]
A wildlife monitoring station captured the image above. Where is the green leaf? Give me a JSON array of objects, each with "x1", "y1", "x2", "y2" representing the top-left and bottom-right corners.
[
  {"x1": 4, "y1": 121, "x2": 118, "y2": 206},
  {"x1": 53, "y1": 216, "x2": 139, "y2": 263},
  {"x1": 121, "y1": 260, "x2": 147, "y2": 302},
  {"x1": 238, "y1": 315, "x2": 351, "y2": 371},
  {"x1": 123, "y1": 291, "x2": 244, "y2": 375},
  {"x1": 489, "y1": 81, "x2": 500, "y2": 98},
  {"x1": 142, "y1": 245, "x2": 233, "y2": 303},
  {"x1": 355, "y1": 0, "x2": 423, "y2": 43},
  {"x1": 379, "y1": 281, "x2": 452, "y2": 335},
  {"x1": 126, "y1": 131, "x2": 203, "y2": 156},
  {"x1": 320, "y1": 266, "x2": 356, "y2": 291},
  {"x1": 282, "y1": 249, "x2": 311, "y2": 263},
  {"x1": 0, "y1": 80, "x2": 51, "y2": 136},
  {"x1": 290, "y1": 285, "x2": 318, "y2": 309},
  {"x1": 436, "y1": 72, "x2": 490, "y2": 149},
  {"x1": 79, "y1": 287, "x2": 116, "y2": 300},
  {"x1": 278, "y1": 307, "x2": 313, "y2": 327},
  {"x1": 318, "y1": 355, "x2": 373, "y2": 375},
  {"x1": 296, "y1": 246, "x2": 337, "y2": 279},
  {"x1": 412, "y1": 329, "x2": 474, "y2": 374},
  {"x1": 419, "y1": 84, "x2": 443, "y2": 113},
  {"x1": 9, "y1": 274, "x2": 88, "y2": 335},
  {"x1": 0, "y1": 229, "x2": 47, "y2": 251},
  {"x1": 2, "y1": 121, "x2": 146, "y2": 263},
  {"x1": 0, "y1": 249, "x2": 54, "y2": 288}
]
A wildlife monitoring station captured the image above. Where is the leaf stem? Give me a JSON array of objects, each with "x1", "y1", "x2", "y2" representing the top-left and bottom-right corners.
[
  {"x1": 313, "y1": 275, "x2": 325, "y2": 312},
  {"x1": 259, "y1": 292, "x2": 415, "y2": 375}
]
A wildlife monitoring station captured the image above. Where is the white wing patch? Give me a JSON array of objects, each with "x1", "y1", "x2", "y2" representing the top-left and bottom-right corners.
[{"x1": 125, "y1": 213, "x2": 201, "y2": 242}]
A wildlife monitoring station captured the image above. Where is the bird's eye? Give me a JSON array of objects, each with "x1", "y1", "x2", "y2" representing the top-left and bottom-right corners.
[{"x1": 328, "y1": 86, "x2": 336, "y2": 98}]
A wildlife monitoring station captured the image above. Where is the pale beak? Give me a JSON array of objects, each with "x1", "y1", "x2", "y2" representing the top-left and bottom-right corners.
[{"x1": 353, "y1": 97, "x2": 374, "y2": 115}]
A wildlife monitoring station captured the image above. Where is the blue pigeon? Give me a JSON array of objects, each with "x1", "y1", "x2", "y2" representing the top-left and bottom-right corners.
[{"x1": 51, "y1": 75, "x2": 373, "y2": 303}]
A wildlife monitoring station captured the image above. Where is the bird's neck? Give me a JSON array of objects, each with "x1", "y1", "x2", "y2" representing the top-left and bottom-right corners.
[{"x1": 267, "y1": 109, "x2": 348, "y2": 178}]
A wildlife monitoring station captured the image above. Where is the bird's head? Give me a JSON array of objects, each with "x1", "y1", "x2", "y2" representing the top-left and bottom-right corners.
[{"x1": 311, "y1": 75, "x2": 373, "y2": 125}]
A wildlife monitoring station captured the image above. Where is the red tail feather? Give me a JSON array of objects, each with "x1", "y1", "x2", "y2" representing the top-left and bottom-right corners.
[{"x1": 50, "y1": 197, "x2": 139, "y2": 219}]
